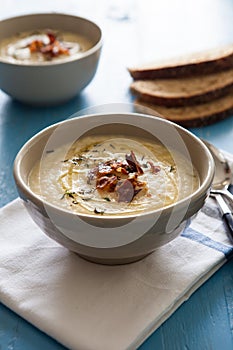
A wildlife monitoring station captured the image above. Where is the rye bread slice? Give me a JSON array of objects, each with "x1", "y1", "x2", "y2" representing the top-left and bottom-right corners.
[
  {"x1": 129, "y1": 44, "x2": 233, "y2": 79},
  {"x1": 134, "y1": 91, "x2": 233, "y2": 127},
  {"x1": 130, "y1": 69, "x2": 233, "y2": 107}
]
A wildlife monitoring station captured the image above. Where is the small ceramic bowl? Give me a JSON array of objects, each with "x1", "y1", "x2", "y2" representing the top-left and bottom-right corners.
[
  {"x1": 13, "y1": 113, "x2": 214, "y2": 265},
  {"x1": 0, "y1": 13, "x2": 102, "y2": 105}
]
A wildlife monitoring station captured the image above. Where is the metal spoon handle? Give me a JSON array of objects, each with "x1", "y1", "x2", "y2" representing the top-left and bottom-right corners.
[
  {"x1": 211, "y1": 189, "x2": 233, "y2": 204},
  {"x1": 214, "y1": 194, "x2": 233, "y2": 244},
  {"x1": 223, "y1": 213, "x2": 233, "y2": 244}
]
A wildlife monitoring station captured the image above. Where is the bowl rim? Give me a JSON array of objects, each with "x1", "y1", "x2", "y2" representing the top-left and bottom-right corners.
[
  {"x1": 13, "y1": 112, "x2": 215, "y2": 220},
  {"x1": 0, "y1": 12, "x2": 103, "y2": 67}
]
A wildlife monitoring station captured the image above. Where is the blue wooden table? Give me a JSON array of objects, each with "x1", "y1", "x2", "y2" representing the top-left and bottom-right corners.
[{"x1": 0, "y1": 1, "x2": 233, "y2": 349}]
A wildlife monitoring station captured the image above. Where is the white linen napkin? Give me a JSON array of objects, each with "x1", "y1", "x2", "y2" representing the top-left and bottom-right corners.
[{"x1": 0, "y1": 154, "x2": 233, "y2": 350}]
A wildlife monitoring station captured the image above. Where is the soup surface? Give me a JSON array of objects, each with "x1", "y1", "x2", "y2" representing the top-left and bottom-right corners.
[
  {"x1": 28, "y1": 136, "x2": 199, "y2": 216},
  {"x1": 0, "y1": 29, "x2": 93, "y2": 63}
]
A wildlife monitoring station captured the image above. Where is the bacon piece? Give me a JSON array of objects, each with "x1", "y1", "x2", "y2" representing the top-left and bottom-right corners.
[
  {"x1": 97, "y1": 164, "x2": 113, "y2": 176},
  {"x1": 40, "y1": 41, "x2": 69, "y2": 57},
  {"x1": 29, "y1": 40, "x2": 44, "y2": 52},
  {"x1": 28, "y1": 32, "x2": 69, "y2": 58},
  {"x1": 125, "y1": 151, "x2": 144, "y2": 175},
  {"x1": 96, "y1": 175, "x2": 118, "y2": 192},
  {"x1": 115, "y1": 166, "x2": 128, "y2": 174},
  {"x1": 112, "y1": 162, "x2": 129, "y2": 175},
  {"x1": 147, "y1": 161, "x2": 161, "y2": 174},
  {"x1": 47, "y1": 32, "x2": 56, "y2": 44},
  {"x1": 128, "y1": 173, "x2": 146, "y2": 187},
  {"x1": 88, "y1": 152, "x2": 148, "y2": 202},
  {"x1": 97, "y1": 161, "x2": 129, "y2": 177}
]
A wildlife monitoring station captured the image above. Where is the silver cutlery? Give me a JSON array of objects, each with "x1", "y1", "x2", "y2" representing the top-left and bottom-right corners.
[
  {"x1": 212, "y1": 193, "x2": 233, "y2": 244},
  {"x1": 202, "y1": 139, "x2": 233, "y2": 203},
  {"x1": 202, "y1": 139, "x2": 233, "y2": 242}
]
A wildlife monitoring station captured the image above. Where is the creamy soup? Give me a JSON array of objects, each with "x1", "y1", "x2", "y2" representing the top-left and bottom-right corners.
[
  {"x1": 28, "y1": 136, "x2": 199, "y2": 216},
  {"x1": 0, "y1": 29, "x2": 93, "y2": 64}
]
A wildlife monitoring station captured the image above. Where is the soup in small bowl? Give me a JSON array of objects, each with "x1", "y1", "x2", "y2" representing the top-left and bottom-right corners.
[
  {"x1": 13, "y1": 113, "x2": 214, "y2": 264},
  {"x1": 0, "y1": 13, "x2": 102, "y2": 105}
]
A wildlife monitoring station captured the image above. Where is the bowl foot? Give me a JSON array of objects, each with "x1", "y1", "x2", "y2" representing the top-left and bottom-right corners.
[{"x1": 76, "y1": 251, "x2": 153, "y2": 265}]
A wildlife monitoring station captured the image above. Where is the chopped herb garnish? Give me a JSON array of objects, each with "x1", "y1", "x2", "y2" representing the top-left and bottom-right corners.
[
  {"x1": 110, "y1": 144, "x2": 115, "y2": 149},
  {"x1": 104, "y1": 197, "x2": 111, "y2": 202},
  {"x1": 71, "y1": 156, "x2": 85, "y2": 165},
  {"x1": 170, "y1": 165, "x2": 176, "y2": 172},
  {"x1": 61, "y1": 190, "x2": 75, "y2": 200},
  {"x1": 142, "y1": 163, "x2": 148, "y2": 168},
  {"x1": 63, "y1": 159, "x2": 69, "y2": 162},
  {"x1": 94, "y1": 208, "x2": 105, "y2": 215},
  {"x1": 78, "y1": 188, "x2": 95, "y2": 195}
]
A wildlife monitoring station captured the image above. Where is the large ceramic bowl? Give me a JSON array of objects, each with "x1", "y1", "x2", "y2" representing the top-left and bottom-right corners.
[
  {"x1": 0, "y1": 13, "x2": 102, "y2": 105},
  {"x1": 13, "y1": 113, "x2": 214, "y2": 264}
]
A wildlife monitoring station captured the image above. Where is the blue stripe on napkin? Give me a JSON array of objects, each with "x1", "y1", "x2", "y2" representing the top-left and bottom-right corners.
[{"x1": 182, "y1": 227, "x2": 233, "y2": 260}]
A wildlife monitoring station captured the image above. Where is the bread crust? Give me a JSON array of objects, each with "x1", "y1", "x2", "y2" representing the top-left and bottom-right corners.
[
  {"x1": 131, "y1": 80, "x2": 233, "y2": 107},
  {"x1": 130, "y1": 45, "x2": 233, "y2": 126},
  {"x1": 129, "y1": 45, "x2": 233, "y2": 79},
  {"x1": 134, "y1": 97, "x2": 233, "y2": 127}
]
